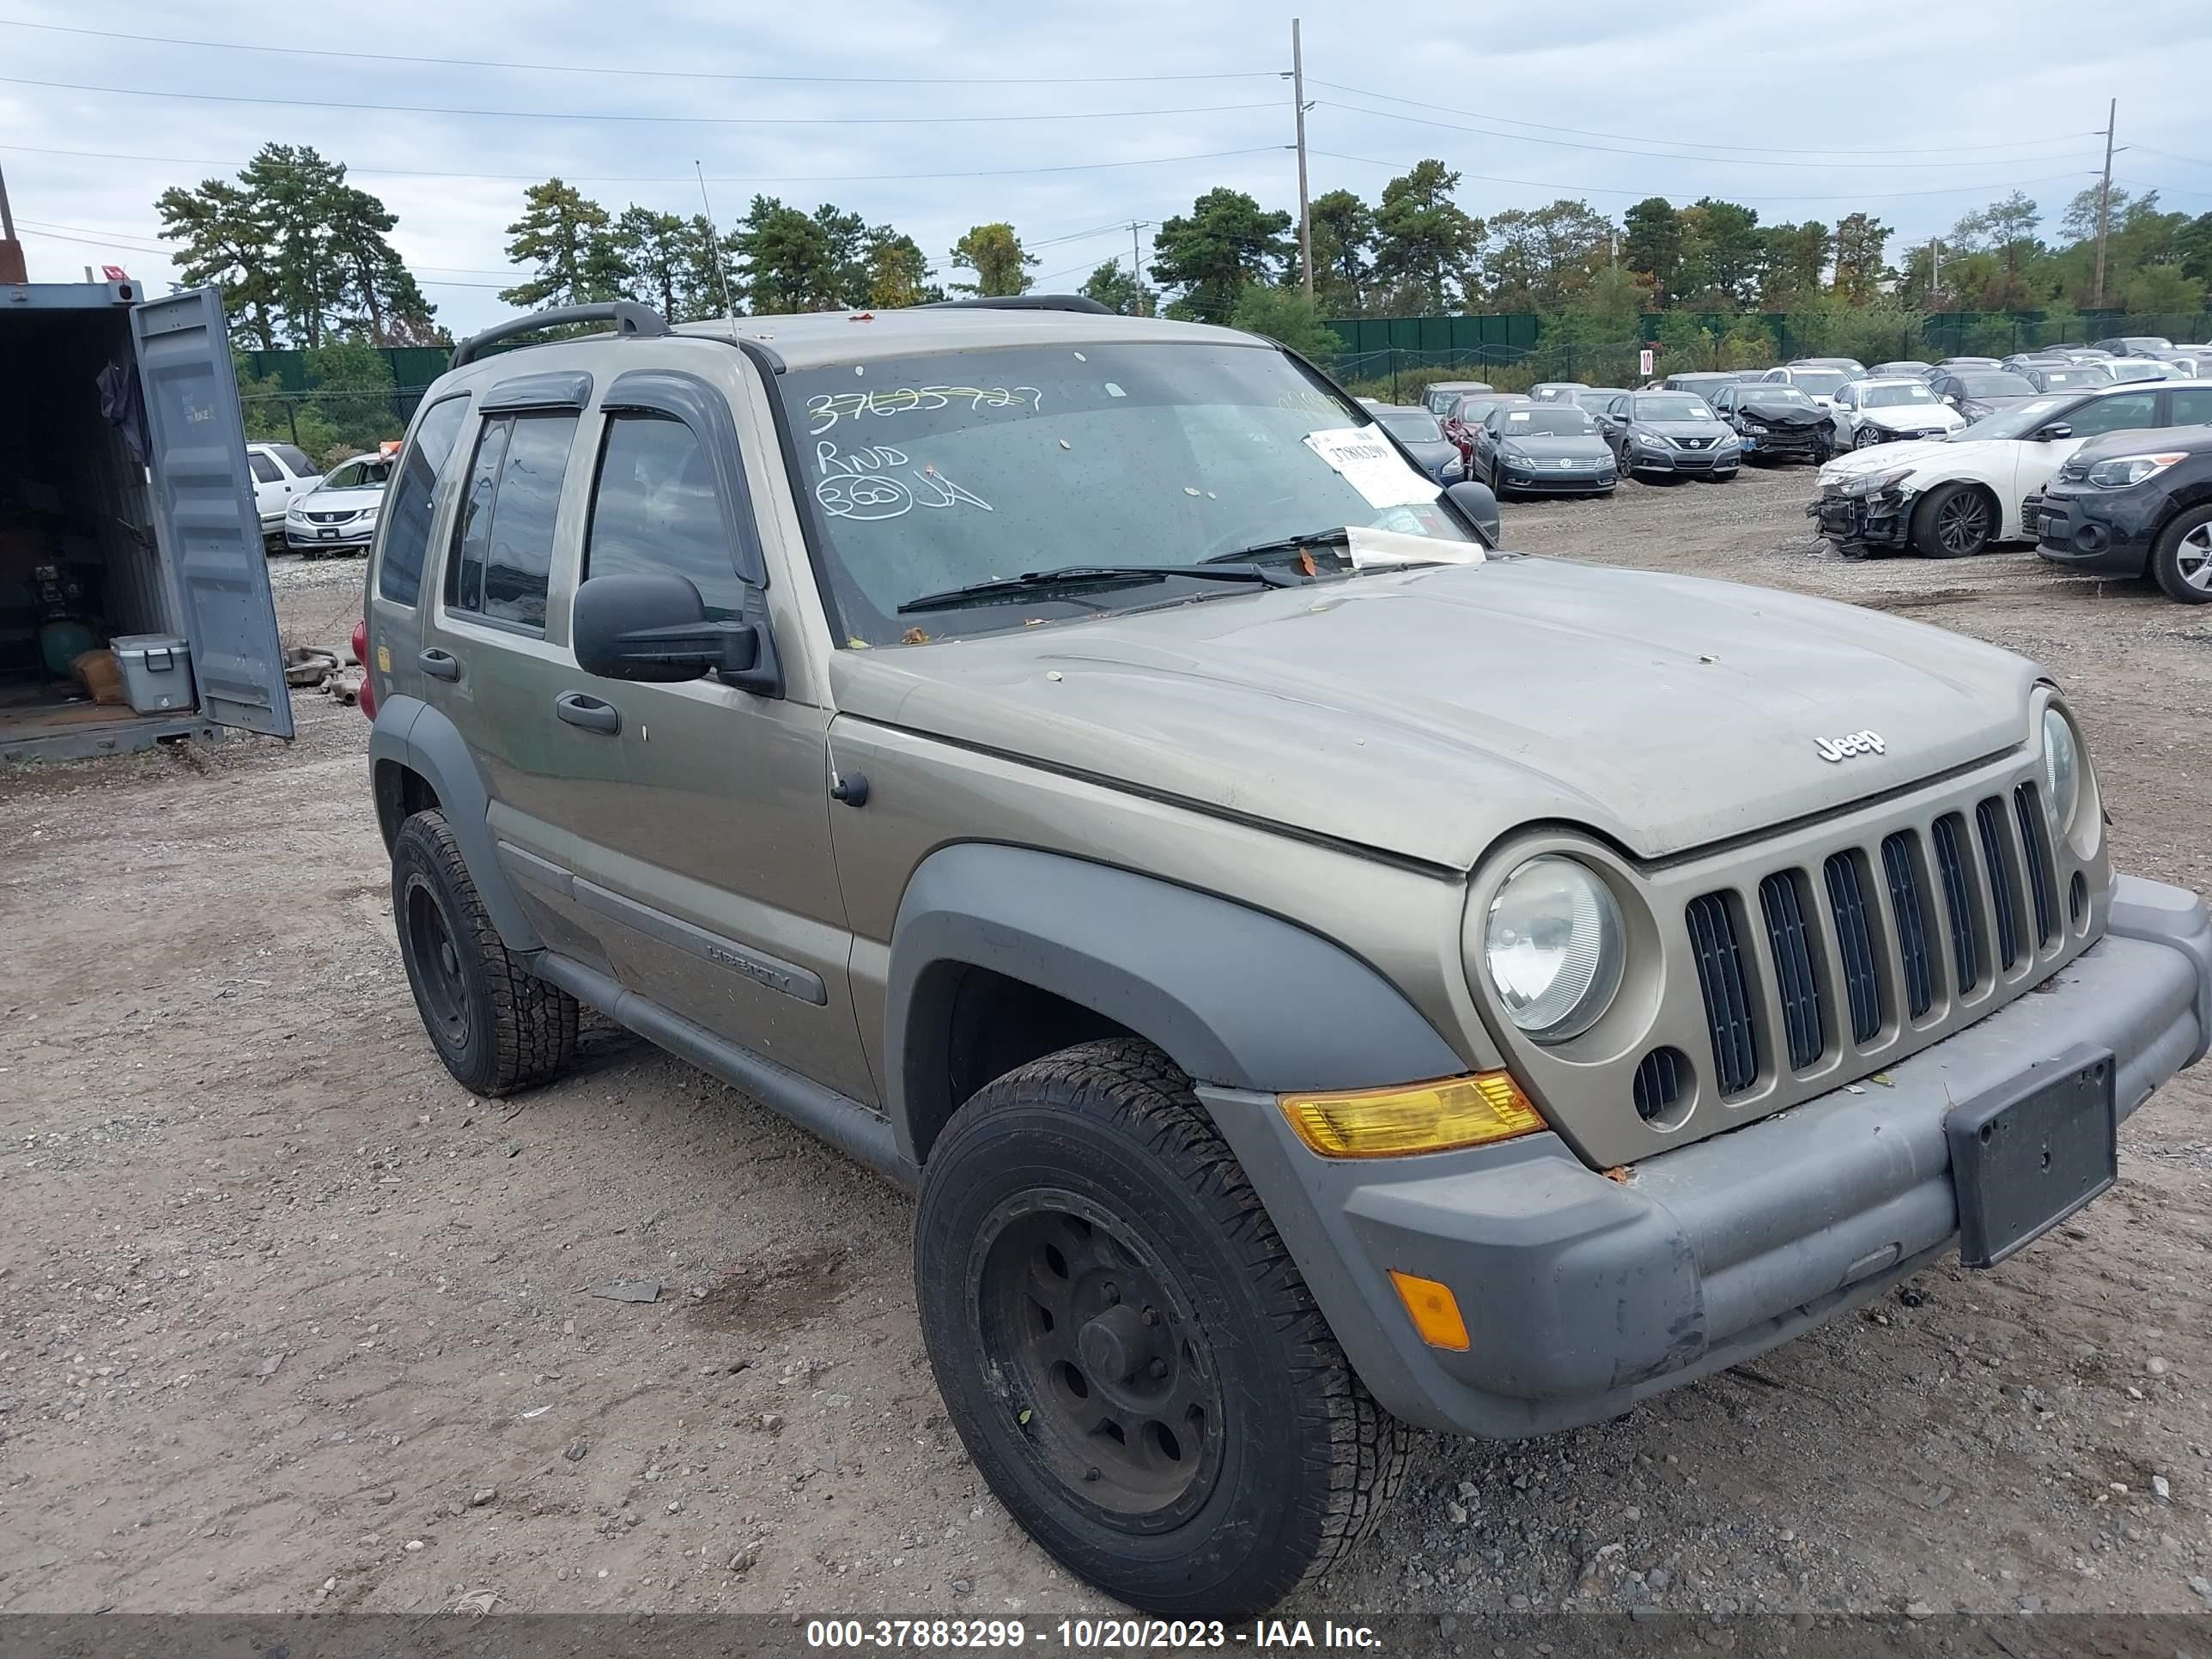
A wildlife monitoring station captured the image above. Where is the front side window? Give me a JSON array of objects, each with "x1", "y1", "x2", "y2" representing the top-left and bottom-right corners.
[
  {"x1": 777, "y1": 343, "x2": 1475, "y2": 645},
  {"x1": 270, "y1": 443, "x2": 317, "y2": 477},
  {"x1": 584, "y1": 413, "x2": 744, "y2": 619},
  {"x1": 443, "y1": 411, "x2": 578, "y2": 630},
  {"x1": 378, "y1": 395, "x2": 470, "y2": 606},
  {"x1": 2064, "y1": 391, "x2": 2158, "y2": 438}
]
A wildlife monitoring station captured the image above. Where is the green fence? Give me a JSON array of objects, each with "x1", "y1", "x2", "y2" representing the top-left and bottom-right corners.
[
  {"x1": 239, "y1": 345, "x2": 450, "y2": 392},
  {"x1": 1324, "y1": 310, "x2": 2212, "y2": 391}
]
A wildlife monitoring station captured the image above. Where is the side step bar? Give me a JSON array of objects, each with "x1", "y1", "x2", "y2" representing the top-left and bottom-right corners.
[{"x1": 530, "y1": 951, "x2": 919, "y2": 1194}]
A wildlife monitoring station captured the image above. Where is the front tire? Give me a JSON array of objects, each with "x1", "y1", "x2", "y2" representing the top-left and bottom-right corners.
[
  {"x1": 391, "y1": 810, "x2": 579, "y2": 1096},
  {"x1": 1911, "y1": 481, "x2": 1996, "y2": 558},
  {"x1": 914, "y1": 1039, "x2": 1411, "y2": 1619},
  {"x1": 2149, "y1": 506, "x2": 2212, "y2": 604}
]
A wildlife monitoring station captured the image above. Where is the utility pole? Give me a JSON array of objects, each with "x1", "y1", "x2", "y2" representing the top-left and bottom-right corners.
[
  {"x1": 1929, "y1": 236, "x2": 1942, "y2": 302},
  {"x1": 0, "y1": 158, "x2": 25, "y2": 285},
  {"x1": 2093, "y1": 99, "x2": 2117, "y2": 308},
  {"x1": 1129, "y1": 220, "x2": 1147, "y2": 315},
  {"x1": 1291, "y1": 19, "x2": 1314, "y2": 298}
]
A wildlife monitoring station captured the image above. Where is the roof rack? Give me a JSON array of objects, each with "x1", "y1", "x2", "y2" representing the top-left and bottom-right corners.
[
  {"x1": 921, "y1": 295, "x2": 1113, "y2": 316},
  {"x1": 450, "y1": 300, "x2": 672, "y2": 369}
]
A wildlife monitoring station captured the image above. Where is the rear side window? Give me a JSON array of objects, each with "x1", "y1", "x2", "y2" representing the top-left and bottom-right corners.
[
  {"x1": 584, "y1": 413, "x2": 744, "y2": 619},
  {"x1": 2168, "y1": 386, "x2": 2212, "y2": 426},
  {"x1": 377, "y1": 395, "x2": 470, "y2": 607},
  {"x1": 444, "y1": 412, "x2": 579, "y2": 630},
  {"x1": 248, "y1": 452, "x2": 281, "y2": 483}
]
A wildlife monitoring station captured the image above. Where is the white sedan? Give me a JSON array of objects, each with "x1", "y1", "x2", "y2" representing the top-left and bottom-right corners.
[
  {"x1": 284, "y1": 451, "x2": 392, "y2": 558},
  {"x1": 1808, "y1": 377, "x2": 2212, "y2": 557},
  {"x1": 1827, "y1": 378, "x2": 1966, "y2": 449}
]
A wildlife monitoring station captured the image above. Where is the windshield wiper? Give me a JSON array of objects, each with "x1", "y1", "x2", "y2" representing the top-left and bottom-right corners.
[
  {"x1": 1203, "y1": 526, "x2": 1352, "y2": 564},
  {"x1": 896, "y1": 561, "x2": 1299, "y2": 615}
]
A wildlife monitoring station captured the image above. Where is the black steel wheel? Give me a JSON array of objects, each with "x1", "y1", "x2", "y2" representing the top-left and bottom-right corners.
[
  {"x1": 915, "y1": 1039, "x2": 1411, "y2": 1618},
  {"x1": 975, "y1": 1194, "x2": 1226, "y2": 1526},
  {"x1": 1912, "y1": 481, "x2": 1996, "y2": 558},
  {"x1": 390, "y1": 810, "x2": 579, "y2": 1096}
]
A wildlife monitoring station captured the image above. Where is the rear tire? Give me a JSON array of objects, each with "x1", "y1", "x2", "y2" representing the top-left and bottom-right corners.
[
  {"x1": 914, "y1": 1038, "x2": 1412, "y2": 1619},
  {"x1": 2149, "y1": 505, "x2": 2212, "y2": 604},
  {"x1": 391, "y1": 809, "x2": 578, "y2": 1096},
  {"x1": 1911, "y1": 481, "x2": 1996, "y2": 558}
]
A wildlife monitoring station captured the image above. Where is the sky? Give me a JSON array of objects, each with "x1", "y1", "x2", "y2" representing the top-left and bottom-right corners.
[{"x1": 3, "y1": 0, "x2": 2209, "y2": 334}]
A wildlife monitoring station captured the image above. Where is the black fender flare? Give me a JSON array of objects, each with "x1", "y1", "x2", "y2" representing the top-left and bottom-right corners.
[
  {"x1": 885, "y1": 843, "x2": 1467, "y2": 1164},
  {"x1": 368, "y1": 694, "x2": 544, "y2": 954}
]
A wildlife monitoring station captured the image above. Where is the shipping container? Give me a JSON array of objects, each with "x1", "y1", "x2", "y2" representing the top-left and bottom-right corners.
[{"x1": 0, "y1": 280, "x2": 291, "y2": 761}]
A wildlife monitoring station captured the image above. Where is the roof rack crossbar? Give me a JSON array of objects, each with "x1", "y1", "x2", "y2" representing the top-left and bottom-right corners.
[
  {"x1": 920, "y1": 295, "x2": 1113, "y2": 316},
  {"x1": 450, "y1": 301, "x2": 672, "y2": 369}
]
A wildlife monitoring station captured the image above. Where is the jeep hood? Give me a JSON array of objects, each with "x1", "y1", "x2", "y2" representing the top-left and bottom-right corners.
[{"x1": 829, "y1": 559, "x2": 2040, "y2": 869}]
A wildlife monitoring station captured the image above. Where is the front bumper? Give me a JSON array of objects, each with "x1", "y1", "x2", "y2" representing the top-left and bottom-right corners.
[
  {"x1": 1200, "y1": 874, "x2": 2210, "y2": 1440},
  {"x1": 1737, "y1": 428, "x2": 1827, "y2": 461},
  {"x1": 1498, "y1": 466, "x2": 1617, "y2": 494},
  {"x1": 1808, "y1": 484, "x2": 1913, "y2": 550},
  {"x1": 1626, "y1": 445, "x2": 1736, "y2": 476},
  {"x1": 287, "y1": 522, "x2": 375, "y2": 550},
  {"x1": 2033, "y1": 485, "x2": 2160, "y2": 576}
]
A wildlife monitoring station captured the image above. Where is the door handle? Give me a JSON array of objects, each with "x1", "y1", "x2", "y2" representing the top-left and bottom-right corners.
[
  {"x1": 555, "y1": 691, "x2": 621, "y2": 735},
  {"x1": 419, "y1": 648, "x2": 461, "y2": 682}
]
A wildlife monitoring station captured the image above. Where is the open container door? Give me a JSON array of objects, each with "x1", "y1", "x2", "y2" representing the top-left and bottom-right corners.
[{"x1": 130, "y1": 288, "x2": 294, "y2": 738}]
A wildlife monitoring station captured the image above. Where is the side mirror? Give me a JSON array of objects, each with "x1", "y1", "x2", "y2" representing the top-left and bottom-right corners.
[
  {"x1": 2035, "y1": 422, "x2": 2074, "y2": 442},
  {"x1": 1941, "y1": 394, "x2": 1958, "y2": 406},
  {"x1": 573, "y1": 571, "x2": 764, "y2": 684},
  {"x1": 1444, "y1": 479, "x2": 1501, "y2": 548}
]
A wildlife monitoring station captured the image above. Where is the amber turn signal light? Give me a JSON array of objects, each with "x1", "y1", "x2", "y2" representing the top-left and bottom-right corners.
[
  {"x1": 1389, "y1": 1270, "x2": 1471, "y2": 1352},
  {"x1": 1277, "y1": 1072, "x2": 1544, "y2": 1158}
]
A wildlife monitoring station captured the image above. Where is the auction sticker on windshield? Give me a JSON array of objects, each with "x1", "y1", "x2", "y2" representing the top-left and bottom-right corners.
[{"x1": 1303, "y1": 428, "x2": 1441, "y2": 509}]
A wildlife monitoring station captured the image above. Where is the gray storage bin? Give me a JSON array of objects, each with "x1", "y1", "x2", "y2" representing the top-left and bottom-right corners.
[{"x1": 110, "y1": 634, "x2": 198, "y2": 714}]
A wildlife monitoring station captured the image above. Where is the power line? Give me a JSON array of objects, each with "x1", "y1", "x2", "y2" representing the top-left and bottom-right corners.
[
  {"x1": 0, "y1": 139, "x2": 1286, "y2": 186},
  {"x1": 1307, "y1": 149, "x2": 2104, "y2": 204},
  {"x1": 1307, "y1": 79, "x2": 2102, "y2": 161},
  {"x1": 0, "y1": 18, "x2": 1277, "y2": 86},
  {"x1": 0, "y1": 74, "x2": 1278, "y2": 128},
  {"x1": 1311, "y1": 98, "x2": 2100, "y2": 172}
]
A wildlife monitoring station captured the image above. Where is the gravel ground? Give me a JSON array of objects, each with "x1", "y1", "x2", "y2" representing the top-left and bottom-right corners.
[{"x1": 2, "y1": 471, "x2": 2209, "y2": 1623}]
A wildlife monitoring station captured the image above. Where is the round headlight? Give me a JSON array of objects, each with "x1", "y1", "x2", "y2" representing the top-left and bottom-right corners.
[
  {"x1": 1484, "y1": 856, "x2": 1626, "y2": 1042},
  {"x1": 2042, "y1": 708, "x2": 2080, "y2": 834}
]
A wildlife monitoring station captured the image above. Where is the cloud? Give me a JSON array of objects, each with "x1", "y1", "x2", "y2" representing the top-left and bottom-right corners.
[{"x1": 2, "y1": 0, "x2": 2205, "y2": 329}]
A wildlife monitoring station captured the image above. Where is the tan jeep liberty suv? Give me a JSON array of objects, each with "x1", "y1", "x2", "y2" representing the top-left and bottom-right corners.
[{"x1": 361, "y1": 295, "x2": 2212, "y2": 1617}]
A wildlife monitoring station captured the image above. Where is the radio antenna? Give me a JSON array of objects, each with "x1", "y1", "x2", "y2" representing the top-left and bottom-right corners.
[{"x1": 694, "y1": 161, "x2": 739, "y2": 337}]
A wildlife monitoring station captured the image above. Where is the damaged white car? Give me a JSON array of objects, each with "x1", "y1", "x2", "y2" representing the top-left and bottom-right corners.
[{"x1": 1809, "y1": 378, "x2": 2212, "y2": 557}]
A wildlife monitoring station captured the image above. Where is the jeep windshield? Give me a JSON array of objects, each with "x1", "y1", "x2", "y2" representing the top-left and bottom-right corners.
[{"x1": 778, "y1": 343, "x2": 1476, "y2": 644}]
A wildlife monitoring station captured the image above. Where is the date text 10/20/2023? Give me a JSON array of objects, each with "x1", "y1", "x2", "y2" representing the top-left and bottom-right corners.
[{"x1": 803, "y1": 1618, "x2": 1383, "y2": 1650}]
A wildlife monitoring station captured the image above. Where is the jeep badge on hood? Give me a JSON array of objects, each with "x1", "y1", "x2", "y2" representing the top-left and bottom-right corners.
[{"x1": 1815, "y1": 729, "x2": 1887, "y2": 762}]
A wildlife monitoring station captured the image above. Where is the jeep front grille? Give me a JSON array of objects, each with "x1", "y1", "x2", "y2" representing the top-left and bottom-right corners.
[
  {"x1": 1686, "y1": 793, "x2": 2064, "y2": 1098},
  {"x1": 2015, "y1": 783, "x2": 2058, "y2": 946},
  {"x1": 1880, "y1": 831, "x2": 1936, "y2": 1019},
  {"x1": 1823, "y1": 852, "x2": 1883, "y2": 1044},
  {"x1": 1976, "y1": 797, "x2": 2022, "y2": 969},
  {"x1": 1758, "y1": 872, "x2": 1824, "y2": 1070},
  {"x1": 1686, "y1": 892, "x2": 1759, "y2": 1096},
  {"x1": 1932, "y1": 812, "x2": 1981, "y2": 991}
]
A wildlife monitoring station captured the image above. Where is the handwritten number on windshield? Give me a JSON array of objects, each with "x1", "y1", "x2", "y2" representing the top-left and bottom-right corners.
[{"x1": 806, "y1": 385, "x2": 1044, "y2": 434}]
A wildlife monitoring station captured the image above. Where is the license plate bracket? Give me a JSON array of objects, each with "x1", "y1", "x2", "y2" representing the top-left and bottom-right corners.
[
  {"x1": 1946, "y1": 1045, "x2": 2116, "y2": 1268},
  {"x1": 319, "y1": 527, "x2": 337, "y2": 539}
]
